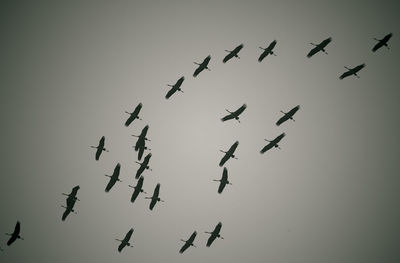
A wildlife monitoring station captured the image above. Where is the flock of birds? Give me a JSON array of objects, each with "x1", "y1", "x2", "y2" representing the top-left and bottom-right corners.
[{"x1": 1, "y1": 32, "x2": 392, "y2": 255}]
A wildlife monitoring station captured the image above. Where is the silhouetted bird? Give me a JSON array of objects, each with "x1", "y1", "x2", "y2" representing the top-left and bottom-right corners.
[
  {"x1": 205, "y1": 222, "x2": 224, "y2": 247},
  {"x1": 105, "y1": 163, "x2": 122, "y2": 192},
  {"x1": 125, "y1": 103, "x2": 142, "y2": 127},
  {"x1": 5, "y1": 221, "x2": 24, "y2": 246},
  {"x1": 91, "y1": 136, "x2": 108, "y2": 161},
  {"x1": 145, "y1": 183, "x2": 164, "y2": 210},
  {"x1": 221, "y1": 104, "x2": 247, "y2": 123},
  {"x1": 116, "y1": 228, "x2": 134, "y2": 252},
  {"x1": 219, "y1": 141, "x2": 239, "y2": 167},
  {"x1": 307, "y1": 37, "x2": 332, "y2": 58},
  {"x1": 372, "y1": 33, "x2": 392, "y2": 52},
  {"x1": 135, "y1": 153, "x2": 152, "y2": 179},
  {"x1": 193, "y1": 55, "x2": 211, "y2": 77},
  {"x1": 276, "y1": 105, "x2": 300, "y2": 126},
  {"x1": 339, "y1": 64, "x2": 365, "y2": 79},
  {"x1": 128, "y1": 176, "x2": 146, "y2": 203},
  {"x1": 213, "y1": 167, "x2": 232, "y2": 194},
  {"x1": 166, "y1": 76, "x2": 185, "y2": 99},
  {"x1": 132, "y1": 125, "x2": 151, "y2": 160},
  {"x1": 260, "y1": 133, "x2": 286, "y2": 154},
  {"x1": 223, "y1": 44, "x2": 243, "y2": 63},
  {"x1": 61, "y1": 185, "x2": 80, "y2": 221},
  {"x1": 258, "y1": 40, "x2": 277, "y2": 62},
  {"x1": 179, "y1": 231, "x2": 197, "y2": 254}
]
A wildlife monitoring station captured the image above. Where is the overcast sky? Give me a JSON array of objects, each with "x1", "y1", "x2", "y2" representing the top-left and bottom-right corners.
[{"x1": 0, "y1": 1, "x2": 399, "y2": 262}]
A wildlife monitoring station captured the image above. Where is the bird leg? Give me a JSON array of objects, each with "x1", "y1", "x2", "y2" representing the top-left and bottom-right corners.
[
  {"x1": 206, "y1": 67, "x2": 211, "y2": 71},
  {"x1": 354, "y1": 73, "x2": 359, "y2": 78}
]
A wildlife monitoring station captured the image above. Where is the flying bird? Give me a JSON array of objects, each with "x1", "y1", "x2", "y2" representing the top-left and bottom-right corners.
[
  {"x1": 105, "y1": 163, "x2": 122, "y2": 192},
  {"x1": 260, "y1": 133, "x2": 286, "y2": 154},
  {"x1": 128, "y1": 176, "x2": 146, "y2": 203},
  {"x1": 258, "y1": 40, "x2": 277, "y2": 62},
  {"x1": 132, "y1": 125, "x2": 151, "y2": 160},
  {"x1": 61, "y1": 185, "x2": 80, "y2": 221},
  {"x1": 213, "y1": 167, "x2": 232, "y2": 194},
  {"x1": 193, "y1": 55, "x2": 211, "y2": 77},
  {"x1": 145, "y1": 183, "x2": 164, "y2": 210},
  {"x1": 166, "y1": 76, "x2": 185, "y2": 99},
  {"x1": 179, "y1": 231, "x2": 197, "y2": 254},
  {"x1": 116, "y1": 228, "x2": 134, "y2": 252},
  {"x1": 372, "y1": 33, "x2": 392, "y2": 52},
  {"x1": 223, "y1": 44, "x2": 244, "y2": 63},
  {"x1": 205, "y1": 222, "x2": 224, "y2": 247},
  {"x1": 339, "y1": 64, "x2": 366, "y2": 79},
  {"x1": 307, "y1": 37, "x2": 332, "y2": 58},
  {"x1": 276, "y1": 105, "x2": 300, "y2": 126},
  {"x1": 219, "y1": 141, "x2": 239, "y2": 167},
  {"x1": 221, "y1": 104, "x2": 247, "y2": 123},
  {"x1": 5, "y1": 221, "x2": 24, "y2": 246},
  {"x1": 91, "y1": 136, "x2": 108, "y2": 161},
  {"x1": 135, "y1": 153, "x2": 152, "y2": 179},
  {"x1": 125, "y1": 103, "x2": 142, "y2": 127}
]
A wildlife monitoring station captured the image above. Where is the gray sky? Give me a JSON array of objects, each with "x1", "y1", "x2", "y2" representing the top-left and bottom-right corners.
[{"x1": 0, "y1": 1, "x2": 399, "y2": 262}]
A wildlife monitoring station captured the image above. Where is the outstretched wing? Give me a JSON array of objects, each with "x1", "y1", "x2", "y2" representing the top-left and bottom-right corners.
[
  {"x1": 339, "y1": 70, "x2": 352, "y2": 80},
  {"x1": 149, "y1": 198, "x2": 157, "y2": 210},
  {"x1": 260, "y1": 141, "x2": 274, "y2": 154},
  {"x1": 276, "y1": 115, "x2": 288, "y2": 126},
  {"x1": 258, "y1": 50, "x2": 268, "y2": 62},
  {"x1": 105, "y1": 178, "x2": 116, "y2": 192},
  {"x1": 137, "y1": 143, "x2": 145, "y2": 160},
  {"x1": 125, "y1": 114, "x2": 135, "y2": 127},
  {"x1": 179, "y1": 242, "x2": 190, "y2": 254},
  {"x1": 233, "y1": 104, "x2": 246, "y2": 116},
  {"x1": 218, "y1": 181, "x2": 226, "y2": 193},
  {"x1": 221, "y1": 113, "x2": 234, "y2": 122},
  {"x1": 193, "y1": 66, "x2": 203, "y2": 77},
  {"x1": 228, "y1": 141, "x2": 239, "y2": 153},
  {"x1": 307, "y1": 46, "x2": 319, "y2": 58},
  {"x1": 206, "y1": 234, "x2": 216, "y2": 247},
  {"x1": 219, "y1": 153, "x2": 230, "y2": 167},
  {"x1": 165, "y1": 86, "x2": 177, "y2": 99},
  {"x1": 62, "y1": 208, "x2": 71, "y2": 221},
  {"x1": 223, "y1": 52, "x2": 234, "y2": 63}
]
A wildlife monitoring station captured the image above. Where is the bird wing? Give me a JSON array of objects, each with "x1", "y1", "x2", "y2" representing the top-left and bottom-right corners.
[
  {"x1": 223, "y1": 53, "x2": 233, "y2": 63},
  {"x1": 133, "y1": 103, "x2": 142, "y2": 115},
  {"x1": 218, "y1": 181, "x2": 226, "y2": 193},
  {"x1": 137, "y1": 144, "x2": 145, "y2": 161},
  {"x1": 179, "y1": 242, "x2": 190, "y2": 253},
  {"x1": 105, "y1": 178, "x2": 116, "y2": 192},
  {"x1": 258, "y1": 50, "x2": 268, "y2": 62},
  {"x1": 276, "y1": 115, "x2": 288, "y2": 126},
  {"x1": 234, "y1": 104, "x2": 247, "y2": 116},
  {"x1": 149, "y1": 198, "x2": 157, "y2": 210},
  {"x1": 125, "y1": 229, "x2": 133, "y2": 241},
  {"x1": 206, "y1": 234, "x2": 216, "y2": 247},
  {"x1": 165, "y1": 86, "x2": 177, "y2": 99},
  {"x1": 175, "y1": 76, "x2": 185, "y2": 87},
  {"x1": 135, "y1": 165, "x2": 145, "y2": 179},
  {"x1": 229, "y1": 141, "x2": 239, "y2": 153},
  {"x1": 307, "y1": 46, "x2": 319, "y2": 58},
  {"x1": 339, "y1": 70, "x2": 352, "y2": 79},
  {"x1": 219, "y1": 153, "x2": 230, "y2": 167},
  {"x1": 372, "y1": 42, "x2": 383, "y2": 52},
  {"x1": 221, "y1": 113, "x2": 234, "y2": 122},
  {"x1": 95, "y1": 147, "x2": 102, "y2": 160},
  {"x1": 118, "y1": 242, "x2": 125, "y2": 252},
  {"x1": 193, "y1": 66, "x2": 203, "y2": 77},
  {"x1": 62, "y1": 208, "x2": 71, "y2": 221},
  {"x1": 260, "y1": 142, "x2": 274, "y2": 153},
  {"x1": 288, "y1": 105, "x2": 300, "y2": 117}
]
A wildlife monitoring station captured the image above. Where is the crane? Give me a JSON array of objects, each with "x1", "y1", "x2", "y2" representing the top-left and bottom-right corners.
[
  {"x1": 105, "y1": 163, "x2": 122, "y2": 192},
  {"x1": 221, "y1": 104, "x2": 247, "y2": 123},
  {"x1": 307, "y1": 37, "x2": 332, "y2": 58},
  {"x1": 61, "y1": 185, "x2": 80, "y2": 221},
  {"x1": 145, "y1": 183, "x2": 164, "y2": 210},
  {"x1": 205, "y1": 222, "x2": 224, "y2": 247},
  {"x1": 132, "y1": 125, "x2": 151, "y2": 160},
  {"x1": 135, "y1": 153, "x2": 152, "y2": 179},
  {"x1": 91, "y1": 136, "x2": 108, "y2": 161},
  {"x1": 372, "y1": 33, "x2": 392, "y2": 52},
  {"x1": 260, "y1": 133, "x2": 286, "y2": 153},
  {"x1": 124, "y1": 103, "x2": 142, "y2": 127},
  {"x1": 223, "y1": 44, "x2": 244, "y2": 63},
  {"x1": 213, "y1": 167, "x2": 232, "y2": 194},
  {"x1": 339, "y1": 64, "x2": 365, "y2": 79},
  {"x1": 116, "y1": 228, "x2": 134, "y2": 252},
  {"x1": 193, "y1": 55, "x2": 211, "y2": 77},
  {"x1": 128, "y1": 176, "x2": 146, "y2": 203},
  {"x1": 219, "y1": 141, "x2": 239, "y2": 167},
  {"x1": 166, "y1": 76, "x2": 185, "y2": 99},
  {"x1": 179, "y1": 231, "x2": 197, "y2": 254},
  {"x1": 5, "y1": 221, "x2": 24, "y2": 246},
  {"x1": 258, "y1": 40, "x2": 277, "y2": 62},
  {"x1": 276, "y1": 105, "x2": 300, "y2": 126}
]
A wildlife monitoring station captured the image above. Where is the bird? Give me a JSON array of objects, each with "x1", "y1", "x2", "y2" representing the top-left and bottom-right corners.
[
  {"x1": 145, "y1": 183, "x2": 164, "y2": 210},
  {"x1": 135, "y1": 153, "x2": 152, "y2": 179},
  {"x1": 124, "y1": 103, "x2": 142, "y2": 127},
  {"x1": 205, "y1": 222, "x2": 224, "y2": 247},
  {"x1": 193, "y1": 55, "x2": 211, "y2": 77},
  {"x1": 223, "y1": 44, "x2": 244, "y2": 63},
  {"x1": 132, "y1": 125, "x2": 151, "y2": 160},
  {"x1": 116, "y1": 228, "x2": 134, "y2": 252},
  {"x1": 128, "y1": 176, "x2": 146, "y2": 203},
  {"x1": 221, "y1": 104, "x2": 247, "y2": 123},
  {"x1": 339, "y1": 64, "x2": 365, "y2": 79},
  {"x1": 260, "y1": 133, "x2": 286, "y2": 154},
  {"x1": 213, "y1": 167, "x2": 232, "y2": 194},
  {"x1": 5, "y1": 221, "x2": 24, "y2": 246},
  {"x1": 219, "y1": 141, "x2": 239, "y2": 167},
  {"x1": 166, "y1": 76, "x2": 185, "y2": 99},
  {"x1": 179, "y1": 231, "x2": 197, "y2": 254},
  {"x1": 61, "y1": 185, "x2": 80, "y2": 221},
  {"x1": 276, "y1": 105, "x2": 300, "y2": 126},
  {"x1": 105, "y1": 163, "x2": 122, "y2": 192},
  {"x1": 91, "y1": 136, "x2": 108, "y2": 161},
  {"x1": 307, "y1": 37, "x2": 332, "y2": 58},
  {"x1": 372, "y1": 33, "x2": 392, "y2": 52},
  {"x1": 258, "y1": 40, "x2": 277, "y2": 62}
]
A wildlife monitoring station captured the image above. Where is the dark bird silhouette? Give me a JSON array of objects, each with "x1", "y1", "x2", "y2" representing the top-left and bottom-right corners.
[
  {"x1": 61, "y1": 185, "x2": 80, "y2": 221},
  {"x1": 372, "y1": 33, "x2": 392, "y2": 52},
  {"x1": 135, "y1": 153, "x2": 152, "y2": 179},
  {"x1": 91, "y1": 136, "x2": 108, "y2": 161},
  {"x1": 219, "y1": 141, "x2": 239, "y2": 167},
  {"x1": 223, "y1": 44, "x2": 244, "y2": 63},
  {"x1": 166, "y1": 76, "x2": 185, "y2": 99},
  {"x1": 5, "y1": 221, "x2": 24, "y2": 246},
  {"x1": 179, "y1": 231, "x2": 197, "y2": 254},
  {"x1": 260, "y1": 133, "x2": 286, "y2": 154},
  {"x1": 213, "y1": 167, "x2": 232, "y2": 194},
  {"x1": 132, "y1": 125, "x2": 151, "y2": 160},
  {"x1": 116, "y1": 228, "x2": 134, "y2": 252},
  {"x1": 258, "y1": 40, "x2": 277, "y2": 62},
  {"x1": 307, "y1": 37, "x2": 332, "y2": 58},
  {"x1": 205, "y1": 222, "x2": 224, "y2": 247},
  {"x1": 105, "y1": 163, "x2": 122, "y2": 192},
  {"x1": 276, "y1": 105, "x2": 300, "y2": 126},
  {"x1": 339, "y1": 64, "x2": 365, "y2": 79},
  {"x1": 128, "y1": 176, "x2": 146, "y2": 203},
  {"x1": 125, "y1": 103, "x2": 142, "y2": 127},
  {"x1": 145, "y1": 183, "x2": 164, "y2": 210},
  {"x1": 221, "y1": 104, "x2": 247, "y2": 123},
  {"x1": 193, "y1": 55, "x2": 211, "y2": 77}
]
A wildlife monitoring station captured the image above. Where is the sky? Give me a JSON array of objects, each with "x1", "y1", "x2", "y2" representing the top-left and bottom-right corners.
[{"x1": 0, "y1": 1, "x2": 399, "y2": 262}]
